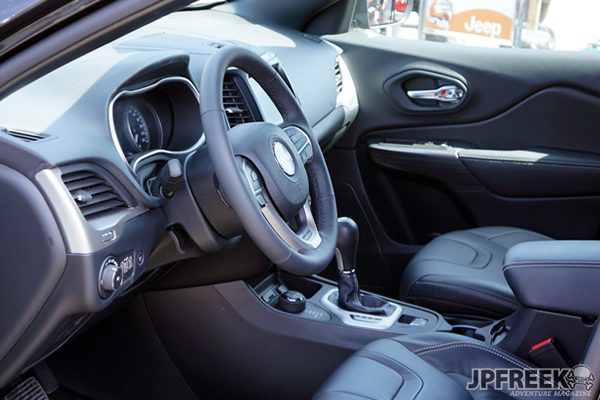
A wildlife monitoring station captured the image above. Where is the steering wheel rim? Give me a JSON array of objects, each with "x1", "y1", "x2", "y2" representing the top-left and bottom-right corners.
[{"x1": 199, "y1": 46, "x2": 338, "y2": 276}]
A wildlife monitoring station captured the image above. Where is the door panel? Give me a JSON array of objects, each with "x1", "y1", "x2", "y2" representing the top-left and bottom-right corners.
[{"x1": 323, "y1": 32, "x2": 600, "y2": 295}]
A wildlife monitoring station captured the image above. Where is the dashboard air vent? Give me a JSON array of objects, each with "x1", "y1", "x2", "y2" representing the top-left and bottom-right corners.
[
  {"x1": 223, "y1": 76, "x2": 255, "y2": 128},
  {"x1": 62, "y1": 170, "x2": 128, "y2": 220},
  {"x1": 334, "y1": 60, "x2": 343, "y2": 94},
  {"x1": 1, "y1": 127, "x2": 49, "y2": 142}
]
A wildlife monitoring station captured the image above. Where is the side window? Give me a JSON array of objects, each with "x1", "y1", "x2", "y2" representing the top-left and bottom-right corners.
[{"x1": 352, "y1": 0, "x2": 599, "y2": 51}]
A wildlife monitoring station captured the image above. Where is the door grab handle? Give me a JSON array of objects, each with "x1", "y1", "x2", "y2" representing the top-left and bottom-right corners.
[{"x1": 407, "y1": 85, "x2": 465, "y2": 103}]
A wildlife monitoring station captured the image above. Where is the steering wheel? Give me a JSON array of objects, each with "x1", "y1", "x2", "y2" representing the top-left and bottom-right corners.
[{"x1": 199, "y1": 46, "x2": 338, "y2": 276}]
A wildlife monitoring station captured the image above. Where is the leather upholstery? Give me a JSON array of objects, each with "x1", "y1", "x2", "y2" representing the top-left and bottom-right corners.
[
  {"x1": 400, "y1": 227, "x2": 553, "y2": 318},
  {"x1": 338, "y1": 271, "x2": 396, "y2": 316},
  {"x1": 504, "y1": 240, "x2": 600, "y2": 317},
  {"x1": 313, "y1": 332, "x2": 562, "y2": 400}
]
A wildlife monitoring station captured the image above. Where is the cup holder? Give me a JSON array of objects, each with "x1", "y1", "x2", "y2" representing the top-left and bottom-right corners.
[{"x1": 451, "y1": 325, "x2": 485, "y2": 341}]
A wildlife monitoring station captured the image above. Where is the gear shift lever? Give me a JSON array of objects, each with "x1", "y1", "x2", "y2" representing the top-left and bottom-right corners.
[
  {"x1": 335, "y1": 217, "x2": 359, "y2": 273},
  {"x1": 336, "y1": 217, "x2": 395, "y2": 316}
]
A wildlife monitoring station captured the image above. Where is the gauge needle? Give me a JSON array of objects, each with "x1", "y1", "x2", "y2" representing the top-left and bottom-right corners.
[{"x1": 134, "y1": 134, "x2": 138, "y2": 143}]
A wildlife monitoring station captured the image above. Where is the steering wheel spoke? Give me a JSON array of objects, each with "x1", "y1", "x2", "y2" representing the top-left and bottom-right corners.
[{"x1": 261, "y1": 198, "x2": 322, "y2": 251}]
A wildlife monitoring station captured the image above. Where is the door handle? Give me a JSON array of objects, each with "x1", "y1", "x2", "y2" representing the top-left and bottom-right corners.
[{"x1": 407, "y1": 85, "x2": 465, "y2": 103}]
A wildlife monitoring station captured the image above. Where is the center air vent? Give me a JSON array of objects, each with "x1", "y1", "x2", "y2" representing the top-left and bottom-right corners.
[
  {"x1": 334, "y1": 60, "x2": 343, "y2": 94},
  {"x1": 62, "y1": 170, "x2": 128, "y2": 220},
  {"x1": 222, "y1": 76, "x2": 255, "y2": 128}
]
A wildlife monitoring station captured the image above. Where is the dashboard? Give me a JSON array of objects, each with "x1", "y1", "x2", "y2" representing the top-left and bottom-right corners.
[{"x1": 0, "y1": 9, "x2": 358, "y2": 387}]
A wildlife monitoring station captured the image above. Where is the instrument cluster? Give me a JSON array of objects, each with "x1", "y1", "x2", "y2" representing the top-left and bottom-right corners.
[
  {"x1": 113, "y1": 94, "x2": 170, "y2": 157},
  {"x1": 111, "y1": 77, "x2": 203, "y2": 164}
]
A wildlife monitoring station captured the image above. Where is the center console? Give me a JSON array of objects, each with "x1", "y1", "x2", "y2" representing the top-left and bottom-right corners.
[
  {"x1": 245, "y1": 229, "x2": 598, "y2": 368},
  {"x1": 249, "y1": 217, "x2": 447, "y2": 339},
  {"x1": 253, "y1": 271, "x2": 445, "y2": 337},
  {"x1": 242, "y1": 216, "x2": 508, "y2": 349}
]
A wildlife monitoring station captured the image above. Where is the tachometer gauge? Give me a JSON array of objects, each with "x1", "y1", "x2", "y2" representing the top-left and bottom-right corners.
[{"x1": 127, "y1": 105, "x2": 150, "y2": 152}]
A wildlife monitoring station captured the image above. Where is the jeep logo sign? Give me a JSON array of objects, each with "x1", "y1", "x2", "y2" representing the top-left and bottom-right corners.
[
  {"x1": 273, "y1": 142, "x2": 296, "y2": 176},
  {"x1": 464, "y1": 16, "x2": 502, "y2": 39},
  {"x1": 424, "y1": 0, "x2": 515, "y2": 44}
]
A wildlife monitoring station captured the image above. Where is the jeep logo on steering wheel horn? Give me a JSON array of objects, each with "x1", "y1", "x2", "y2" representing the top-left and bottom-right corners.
[{"x1": 273, "y1": 142, "x2": 295, "y2": 176}]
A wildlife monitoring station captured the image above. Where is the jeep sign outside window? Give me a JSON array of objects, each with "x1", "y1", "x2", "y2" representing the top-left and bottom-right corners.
[{"x1": 420, "y1": 0, "x2": 517, "y2": 45}]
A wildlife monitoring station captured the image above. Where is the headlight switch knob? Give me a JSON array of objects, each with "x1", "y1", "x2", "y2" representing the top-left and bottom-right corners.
[{"x1": 101, "y1": 258, "x2": 123, "y2": 292}]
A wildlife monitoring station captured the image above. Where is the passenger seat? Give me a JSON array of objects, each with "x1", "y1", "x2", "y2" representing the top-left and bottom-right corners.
[{"x1": 399, "y1": 227, "x2": 553, "y2": 319}]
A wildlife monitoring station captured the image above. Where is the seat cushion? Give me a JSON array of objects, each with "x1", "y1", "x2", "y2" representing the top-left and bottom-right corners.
[
  {"x1": 400, "y1": 227, "x2": 553, "y2": 319},
  {"x1": 313, "y1": 332, "x2": 562, "y2": 400}
]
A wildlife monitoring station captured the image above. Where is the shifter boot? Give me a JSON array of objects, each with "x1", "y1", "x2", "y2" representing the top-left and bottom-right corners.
[{"x1": 337, "y1": 271, "x2": 396, "y2": 316}]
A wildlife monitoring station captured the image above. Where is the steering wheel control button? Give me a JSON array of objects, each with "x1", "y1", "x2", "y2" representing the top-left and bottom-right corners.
[
  {"x1": 277, "y1": 290, "x2": 306, "y2": 313},
  {"x1": 284, "y1": 126, "x2": 313, "y2": 164},
  {"x1": 300, "y1": 146, "x2": 313, "y2": 163},
  {"x1": 242, "y1": 160, "x2": 263, "y2": 191},
  {"x1": 294, "y1": 136, "x2": 307, "y2": 150},
  {"x1": 273, "y1": 142, "x2": 296, "y2": 176},
  {"x1": 100, "y1": 258, "x2": 123, "y2": 292}
]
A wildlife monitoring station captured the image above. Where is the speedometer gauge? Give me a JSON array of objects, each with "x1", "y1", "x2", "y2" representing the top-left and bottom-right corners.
[
  {"x1": 127, "y1": 105, "x2": 150, "y2": 152},
  {"x1": 115, "y1": 97, "x2": 163, "y2": 156}
]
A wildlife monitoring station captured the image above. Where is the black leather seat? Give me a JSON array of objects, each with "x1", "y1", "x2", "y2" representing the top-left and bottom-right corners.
[
  {"x1": 313, "y1": 332, "x2": 561, "y2": 400},
  {"x1": 399, "y1": 227, "x2": 553, "y2": 319}
]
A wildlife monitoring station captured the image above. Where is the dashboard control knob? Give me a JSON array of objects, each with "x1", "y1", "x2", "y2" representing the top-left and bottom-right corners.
[
  {"x1": 277, "y1": 290, "x2": 306, "y2": 313},
  {"x1": 100, "y1": 258, "x2": 123, "y2": 292}
]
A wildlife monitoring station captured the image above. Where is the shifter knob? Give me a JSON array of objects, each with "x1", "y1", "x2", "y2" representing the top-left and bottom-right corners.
[{"x1": 336, "y1": 217, "x2": 359, "y2": 272}]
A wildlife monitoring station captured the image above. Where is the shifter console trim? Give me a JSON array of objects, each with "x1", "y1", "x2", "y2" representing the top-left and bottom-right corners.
[{"x1": 320, "y1": 289, "x2": 403, "y2": 330}]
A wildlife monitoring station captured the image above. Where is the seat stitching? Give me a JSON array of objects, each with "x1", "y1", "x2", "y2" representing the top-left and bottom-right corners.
[
  {"x1": 486, "y1": 230, "x2": 553, "y2": 241},
  {"x1": 413, "y1": 342, "x2": 530, "y2": 369},
  {"x1": 413, "y1": 343, "x2": 555, "y2": 386},
  {"x1": 504, "y1": 263, "x2": 600, "y2": 271},
  {"x1": 414, "y1": 281, "x2": 518, "y2": 308}
]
